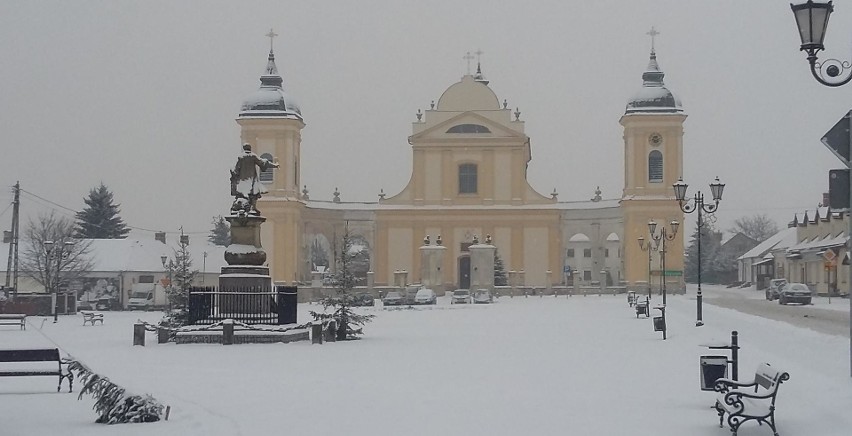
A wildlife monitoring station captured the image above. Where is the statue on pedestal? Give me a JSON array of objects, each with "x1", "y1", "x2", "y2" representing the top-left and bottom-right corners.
[{"x1": 229, "y1": 143, "x2": 278, "y2": 216}]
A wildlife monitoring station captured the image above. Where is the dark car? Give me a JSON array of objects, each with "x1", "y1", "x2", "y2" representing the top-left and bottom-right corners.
[
  {"x1": 778, "y1": 282, "x2": 812, "y2": 305},
  {"x1": 351, "y1": 293, "x2": 375, "y2": 307},
  {"x1": 382, "y1": 291, "x2": 404, "y2": 306}
]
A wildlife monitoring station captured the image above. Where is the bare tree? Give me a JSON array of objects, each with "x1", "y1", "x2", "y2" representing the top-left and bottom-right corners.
[
  {"x1": 729, "y1": 214, "x2": 779, "y2": 243},
  {"x1": 20, "y1": 212, "x2": 93, "y2": 292}
]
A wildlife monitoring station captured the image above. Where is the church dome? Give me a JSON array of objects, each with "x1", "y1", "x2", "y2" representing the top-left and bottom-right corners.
[
  {"x1": 239, "y1": 50, "x2": 302, "y2": 119},
  {"x1": 437, "y1": 72, "x2": 500, "y2": 112},
  {"x1": 625, "y1": 51, "x2": 682, "y2": 114}
]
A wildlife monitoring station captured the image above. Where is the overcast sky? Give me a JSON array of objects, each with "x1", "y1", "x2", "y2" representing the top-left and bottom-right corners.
[{"x1": 1, "y1": 0, "x2": 850, "y2": 243}]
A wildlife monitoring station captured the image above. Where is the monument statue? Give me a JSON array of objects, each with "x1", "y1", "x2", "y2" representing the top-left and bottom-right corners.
[{"x1": 230, "y1": 143, "x2": 279, "y2": 215}]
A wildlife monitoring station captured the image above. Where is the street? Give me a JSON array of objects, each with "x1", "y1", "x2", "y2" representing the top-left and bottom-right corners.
[{"x1": 700, "y1": 284, "x2": 851, "y2": 338}]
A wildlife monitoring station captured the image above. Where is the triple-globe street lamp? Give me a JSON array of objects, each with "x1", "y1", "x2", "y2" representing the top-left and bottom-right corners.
[
  {"x1": 790, "y1": 0, "x2": 852, "y2": 377},
  {"x1": 161, "y1": 255, "x2": 175, "y2": 313},
  {"x1": 648, "y1": 220, "x2": 679, "y2": 306},
  {"x1": 673, "y1": 176, "x2": 725, "y2": 327},
  {"x1": 44, "y1": 239, "x2": 75, "y2": 323},
  {"x1": 637, "y1": 235, "x2": 655, "y2": 301}
]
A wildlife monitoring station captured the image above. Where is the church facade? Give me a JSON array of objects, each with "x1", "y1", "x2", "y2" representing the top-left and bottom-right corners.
[{"x1": 241, "y1": 41, "x2": 685, "y2": 293}]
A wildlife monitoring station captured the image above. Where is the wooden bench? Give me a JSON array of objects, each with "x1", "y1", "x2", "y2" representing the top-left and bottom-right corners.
[
  {"x1": 713, "y1": 362, "x2": 789, "y2": 436},
  {"x1": 81, "y1": 311, "x2": 104, "y2": 326},
  {"x1": 0, "y1": 348, "x2": 73, "y2": 392},
  {"x1": 0, "y1": 313, "x2": 26, "y2": 330}
]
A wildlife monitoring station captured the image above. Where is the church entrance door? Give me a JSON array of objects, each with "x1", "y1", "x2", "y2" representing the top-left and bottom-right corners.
[{"x1": 458, "y1": 256, "x2": 471, "y2": 289}]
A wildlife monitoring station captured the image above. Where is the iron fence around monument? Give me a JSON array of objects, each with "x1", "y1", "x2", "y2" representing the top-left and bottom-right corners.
[{"x1": 187, "y1": 286, "x2": 297, "y2": 325}]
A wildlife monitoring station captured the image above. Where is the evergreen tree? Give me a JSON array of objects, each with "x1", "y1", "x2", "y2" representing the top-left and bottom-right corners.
[
  {"x1": 494, "y1": 250, "x2": 508, "y2": 286},
  {"x1": 74, "y1": 183, "x2": 130, "y2": 239},
  {"x1": 161, "y1": 234, "x2": 197, "y2": 327},
  {"x1": 684, "y1": 222, "x2": 723, "y2": 284},
  {"x1": 310, "y1": 228, "x2": 375, "y2": 339},
  {"x1": 208, "y1": 215, "x2": 230, "y2": 246}
]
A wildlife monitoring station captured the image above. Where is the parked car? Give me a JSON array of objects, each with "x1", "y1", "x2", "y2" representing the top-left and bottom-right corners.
[
  {"x1": 451, "y1": 289, "x2": 471, "y2": 304},
  {"x1": 127, "y1": 291, "x2": 154, "y2": 311},
  {"x1": 778, "y1": 282, "x2": 812, "y2": 305},
  {"x1": 473, "y1": 289, "x2": 493, "y2": 304},
  {"x1": 414, "y1": 288, "x2": 437, "y2": 305},
  {"x1": 95, "y1": 297, "x2": 113, "y2": 311},
  {"x1": 765, "y1": 279, "x2": 788, "y2": 301},
  {"x1": 351, "y1": 293, "x2": 375, "y2": 307},
  {"x1": 382, "y1": 291, "x2": 404, "y2": 306}
]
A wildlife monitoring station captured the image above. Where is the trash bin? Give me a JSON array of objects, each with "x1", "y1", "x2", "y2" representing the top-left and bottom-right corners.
[
  {"x1": 700, "y1": 355, "x2": 729, "y2": 391},
  {"x1": 653, "y1": 316, "x2": 665, "y2": 332}
]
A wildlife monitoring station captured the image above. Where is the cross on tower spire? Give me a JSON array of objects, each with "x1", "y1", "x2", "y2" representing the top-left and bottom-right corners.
[
  {"x1": 463, "y1": 51, "x2": 475, "y2": 75},
  {"x1": 266, "y1": 28, "x2": 278, "y2": 53},
  {"x1": 646, "y1": 26, "x2": 659, "y2": 54}
]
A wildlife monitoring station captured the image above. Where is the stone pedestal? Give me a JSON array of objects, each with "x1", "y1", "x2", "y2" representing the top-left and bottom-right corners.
[
  {"x1": 419, "y1": 244, "x2": 446, "y2": 290},
  {"x1": 220, "y1": 214, "x2": 273, "y2": 314},
  {"x1": 469, "y1": 242, "x2": 496, "y2": 290},
  {"x1": 224, "y1": 214, "x2": 267, "y2": 266}
]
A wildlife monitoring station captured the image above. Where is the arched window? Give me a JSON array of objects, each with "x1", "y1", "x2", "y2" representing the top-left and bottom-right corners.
[
  {"x1": 648, "y1": 150, "x2": 663, "y2": 182},
  {"x1": 446, "y1": 124, "x2": 491, "y2": 134},
  {"x1": 458, "y1": 163, "x2": 477, "y2": 194},
  {"x1": 260, "y1": 153, "x2": 274, "y2": 183}
]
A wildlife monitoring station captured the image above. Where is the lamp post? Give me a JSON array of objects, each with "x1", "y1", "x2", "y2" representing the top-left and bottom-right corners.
[
  {"x1": 790, "y1": 0, "x2": 852, "y2": 377},
  {"x1": 161, "y1": 255, "x2": 174, "y2": 313},
  {"x1": 673, "y1": 176, "x2": 724, "y2": 327},
  {"x1": 648, "y1": 219, "x2": 679, "y2": 306},
  {"x1": 44, "y1": 239, "x2": 74, "y2": 323},
  {"x1": 637, "y1": 235, "x2": 655, "y2": 301}
]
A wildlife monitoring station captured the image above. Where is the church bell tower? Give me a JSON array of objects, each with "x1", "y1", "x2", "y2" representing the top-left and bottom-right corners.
[
  {"x1": 620, "y1": 28, "x2": 686, "y2": 294},
  {"x1": 238, "y1": 30, "x2": 306, "y2": 283}
]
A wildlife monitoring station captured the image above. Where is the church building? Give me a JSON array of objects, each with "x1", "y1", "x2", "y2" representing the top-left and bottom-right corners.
[{"x1": 240, "y1": 36, "x2": 685, "y2": 293}]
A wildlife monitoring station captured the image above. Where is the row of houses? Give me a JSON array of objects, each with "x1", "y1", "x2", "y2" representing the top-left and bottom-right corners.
[
  {"x1": 1, "y1": 234, "x2": 227, "y2": 309},
  {"x1": 737, "y1": 207, "x2": 848, "y2": 295}
]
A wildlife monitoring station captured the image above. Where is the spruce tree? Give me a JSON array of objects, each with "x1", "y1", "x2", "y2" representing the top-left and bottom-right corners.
[
  {"x1": 310, "y1": 228, "x2": 375, "y2": 339},
  {"x1": 208, "y1": 215, "x2": 231, "y2": 246},
  {"x1": 162, "y1": 234, "x2": 197, "y2": 327},
  {"x1": 494, "y1": 250, "x2": 508, "y2": 286},
  {"x1": 74, "y1": 183, "x2": 130, "y2": 239},
  {"x1": 684, "y1": 222, "x2": 722, "y2": 284}
]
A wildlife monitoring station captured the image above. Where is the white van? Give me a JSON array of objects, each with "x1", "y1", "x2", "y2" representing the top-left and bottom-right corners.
[
  {"x1": 414, "y1": 288, "x2": 437, "y2": 305},
  {"x1": 128, "y1": 290, "x2": 154, "y2": 310}
]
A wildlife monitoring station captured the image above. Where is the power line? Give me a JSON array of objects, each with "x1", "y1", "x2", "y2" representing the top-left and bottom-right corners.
[{"x1": 18, "y1": 188, "x2": 210, "y2": 236}]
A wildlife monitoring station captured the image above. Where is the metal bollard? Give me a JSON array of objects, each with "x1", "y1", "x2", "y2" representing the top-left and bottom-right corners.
[{"x1": 133, "y1": 323, "x2": 145, "y2": 346}]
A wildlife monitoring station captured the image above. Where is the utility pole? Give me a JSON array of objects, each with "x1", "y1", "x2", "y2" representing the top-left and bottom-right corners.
[{"x1": 4, "y1": 182, "x2": 20, "y2": 299}]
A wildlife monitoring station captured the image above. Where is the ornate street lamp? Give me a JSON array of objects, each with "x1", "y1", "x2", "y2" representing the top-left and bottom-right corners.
[
  {"x1": 791, "y1": 0, "x2": 852, "y2": 377},
  {"x1": 648, "y1": 220, "x2": 679, "y2": 306},
  {"x1": 674, "y1": 176, "x2": 724, "y2": 327},
  {"x1": 791, "y1": 1, "x2": 850, "y2": 86},
  {"x1": 637, "y1": 235, "x2": 655, "y2": 301},
  {"x1": 161, "y1": 255, "x2": 174, "y2": 314}
]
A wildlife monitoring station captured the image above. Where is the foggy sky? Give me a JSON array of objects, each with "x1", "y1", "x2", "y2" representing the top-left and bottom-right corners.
[{"x1": 1, "y1": 0, "x2": 849, "y2": 243}]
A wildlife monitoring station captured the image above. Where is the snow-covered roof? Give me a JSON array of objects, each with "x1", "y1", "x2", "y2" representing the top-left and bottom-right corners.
[
  {"x1": 737, "y1": 227, "x2": 797, "y2": 261},
  {"x1": 788, "y1": 232, "x2": 847, "y2": 253}
]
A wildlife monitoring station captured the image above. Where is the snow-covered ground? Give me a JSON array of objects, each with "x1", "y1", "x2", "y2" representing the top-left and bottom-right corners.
[{"x1": 2, "y1": 285, "x2": 851, "y2": 436}]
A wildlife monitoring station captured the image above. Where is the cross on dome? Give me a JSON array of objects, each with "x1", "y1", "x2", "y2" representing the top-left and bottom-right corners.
[
  {"x1": 646, "y1": 26, "x2": 659, "y2": 54},
  {"x1": 463, "y1": 51, "x2": 475, "y2": 75},
  {"x1": 266, "y1": 28, "x2": 278, "y2": 53}
]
